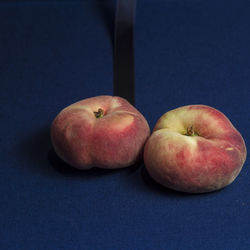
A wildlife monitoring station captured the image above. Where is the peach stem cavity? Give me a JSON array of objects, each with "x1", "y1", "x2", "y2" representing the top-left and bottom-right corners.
[
  {"x1": 185, "y1": 126, "x2": 198, "y2": 136},
  {"x1": 94, "y1": 108, "x2": 104, "y2": 118}
]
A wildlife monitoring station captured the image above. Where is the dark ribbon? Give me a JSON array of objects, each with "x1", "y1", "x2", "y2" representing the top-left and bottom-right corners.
[{"x1": 114, "y1": 0, "x2": 136, "y2": 105}]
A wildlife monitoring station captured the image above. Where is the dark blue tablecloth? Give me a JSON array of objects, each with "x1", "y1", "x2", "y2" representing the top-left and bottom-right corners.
[{"x1": 1, "y1": 1, "x2": 249, "y2": 249}]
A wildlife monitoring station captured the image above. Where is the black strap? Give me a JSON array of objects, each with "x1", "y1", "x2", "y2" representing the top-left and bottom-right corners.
[{"x1": 114, "y1": 0, "x2": 136, "y2": 105}]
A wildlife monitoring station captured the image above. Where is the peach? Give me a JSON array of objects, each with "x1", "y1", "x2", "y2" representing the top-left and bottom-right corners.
[
  {"x1": 51, "y1": 96, "x2": 150, "y2": 169},
  {"x1": 144, "y1": 105, "x2": 247, "y2": 193}
]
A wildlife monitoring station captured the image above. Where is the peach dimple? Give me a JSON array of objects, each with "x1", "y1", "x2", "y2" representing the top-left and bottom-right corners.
[{"x1": 108, "y1": 113, "x2": 134, "y2": 131}]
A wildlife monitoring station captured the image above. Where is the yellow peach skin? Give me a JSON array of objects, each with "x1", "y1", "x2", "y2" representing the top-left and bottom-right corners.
[
  {"x1": 51, "y1": 96, "x2": 150, "y2": 169},
  {"x1": 144, "y1": 105, "x2": 247, "y2": 193}
]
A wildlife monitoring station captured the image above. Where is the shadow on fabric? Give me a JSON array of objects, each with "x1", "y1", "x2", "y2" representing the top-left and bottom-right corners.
[
  {"x1": 140, "y1": 166, "x2": 223, "y2": 197},
  {"x1": 91, "y1": 0, "x2": 116, "y2": 48},
  {"x1": 15, "y1": 126, "x2": 54, "y2": 176},
  {"x1": 15, "y1": 126, "x2": 108, "y2": 178},
  {"x1": 16, "y1": 125, "x2": 141, "y2": 179}
]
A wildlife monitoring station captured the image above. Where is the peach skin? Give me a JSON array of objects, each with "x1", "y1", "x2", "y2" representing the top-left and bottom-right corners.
[
  {"x1": 51, "y1": 96, "x2": 150, "y2": 169},
  {"x1": 144, "y1": 105, "x2": 247, "y2": 193}
]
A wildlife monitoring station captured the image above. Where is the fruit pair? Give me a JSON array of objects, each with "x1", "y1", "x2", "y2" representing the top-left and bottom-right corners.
[{"x1": 51, "y1": 96, "x2": 247, "y2": 193}]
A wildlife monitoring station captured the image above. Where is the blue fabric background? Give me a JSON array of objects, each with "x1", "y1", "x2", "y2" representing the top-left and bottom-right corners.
[{"x1": 1, "y1": 0, "x2": 249, "y2": 249}]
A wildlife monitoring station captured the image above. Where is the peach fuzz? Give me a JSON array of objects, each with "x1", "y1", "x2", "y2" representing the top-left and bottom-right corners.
[
  {"x1": 144, "y1": 105, "x2": 247, "y2": 193},
  {"x1": 51, "y1": 96, "x2": 150, "y2": 169}
]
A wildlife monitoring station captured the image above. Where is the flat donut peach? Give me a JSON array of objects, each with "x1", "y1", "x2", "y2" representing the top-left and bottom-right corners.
[{"x1": 51, "y1": 95, "x2": 150, "y2": 169}]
